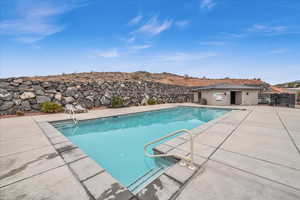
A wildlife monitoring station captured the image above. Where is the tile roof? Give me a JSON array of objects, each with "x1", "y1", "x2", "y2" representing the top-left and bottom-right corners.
[{"x1": 192, "y1": 83, "x2": 261, "y2": 91}]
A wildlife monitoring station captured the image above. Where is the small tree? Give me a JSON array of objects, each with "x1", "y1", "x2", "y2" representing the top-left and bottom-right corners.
[
  {"x1": 41, "y1": 102, "x2": 64, "y2": 113},
  {"x1": 111, "y1": 97, "x2": 124, "y2": 108},
  {"x1": 147, "y1": 98, "x2": 157, "y2": 105}
]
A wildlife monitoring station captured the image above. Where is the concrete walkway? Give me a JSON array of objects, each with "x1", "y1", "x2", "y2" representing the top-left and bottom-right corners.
[
  {"x1": 174, "y1": 106, "x2": 300, "y2": 200},
  {"x1": 0, "y1": 104, "x2": 300, "y2": 200}
]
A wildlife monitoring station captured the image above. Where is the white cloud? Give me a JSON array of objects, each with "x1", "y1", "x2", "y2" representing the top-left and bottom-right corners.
[
  {"x1": 220, "y1": 24, "x2": 295, "y2": 39},
  {"x1": 158, "y1": 52, "x2": 217, "y2": 62},
  {"x1": 126, "y1": 36, "x2": 136, "y2": 43},
  {"x1": 200, "y1": 0, "x2": 216, "y2": 9},
  {"x1": 0, "y1": 0, "x2": 83, "y2": 43},
  {"x1": 118, "y1": 36, "x2": 136, "y2": 43},
  {"x1": 175, "y1": 20, "x2": 190, "y2": 28},
  {"x1": 247, "y1": 24, "x2": 287, "y2": 34},
  {"x1": 269, "y1": 49, "x2": 289, "y2": 54},
  {"x1": 135, "y1": 16, "x2": 172, "y2": 36},
  {"x1": 128, "y1": 15, "x2": 143, "y2": 25},
  {"x1": 128, "y1": 45, "x2": 151, "y2": 51},
  {"x1": 94, "y1": 49, "x2": 119, "y2": 58},
  {"x1": 220, "y1": 32, "x2": 245, "y2": 39},
  {"x1": 15, "y1": 36, "x2": 45, "y2": 43},
  {"x1": 91, "y1": 44, "x2": 150, "y2": 59},
  {"x1": 199, "y1": 41, "x2": 227, "y2": 46}
]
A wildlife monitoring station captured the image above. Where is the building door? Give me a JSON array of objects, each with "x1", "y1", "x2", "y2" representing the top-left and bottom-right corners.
[
  {"x1": 235, "y1": 91, "x2": 242, "y2": 105},
  {"x1": 198, "y1": 92, "x2": 202, "y2": 102},
  {"x1": 230, "y1": 91, "x2": 236, "y2": 104}
]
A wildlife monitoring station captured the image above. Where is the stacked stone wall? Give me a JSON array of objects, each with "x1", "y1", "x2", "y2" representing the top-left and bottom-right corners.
[{"x1": 0, "y1": 78, "x2": 193, "y2": 115}]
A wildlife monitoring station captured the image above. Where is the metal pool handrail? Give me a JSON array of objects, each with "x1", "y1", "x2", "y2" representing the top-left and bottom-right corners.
[
  {"x1": 144, "y1": 129, "x2": 195, "y2": 170},
  {"x1": 65, "y1": 107, "x2": 78, "y2": 124}
]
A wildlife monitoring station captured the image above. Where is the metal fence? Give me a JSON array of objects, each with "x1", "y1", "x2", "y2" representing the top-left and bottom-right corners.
[{"x1": 270, "y1": 93, "x2": 296, "y2": 108}]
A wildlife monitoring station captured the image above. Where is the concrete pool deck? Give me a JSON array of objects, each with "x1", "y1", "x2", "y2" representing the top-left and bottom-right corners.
[{"x1": 0, "y1": 103, "x2": 300, "y2": 200}]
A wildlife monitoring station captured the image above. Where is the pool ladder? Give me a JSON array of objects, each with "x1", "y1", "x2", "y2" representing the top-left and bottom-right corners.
[
  {"x1": 65, "y1": 107, "x2": 78, "y2": 124},
  {"x1": 144, "y1": 129, "x2": 195, "y2": 170}
]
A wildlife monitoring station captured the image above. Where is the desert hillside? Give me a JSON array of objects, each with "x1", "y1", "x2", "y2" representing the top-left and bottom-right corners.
[
  {"x1": 17, "y1": 71, "x2": 267, "y2": 87},
  {"x1": 275, "y1": 80, "x2": 300, "y2": 88}
]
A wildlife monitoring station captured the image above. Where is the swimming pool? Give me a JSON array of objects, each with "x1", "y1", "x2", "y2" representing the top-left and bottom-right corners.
[{"x1": 53, "y1": 106, "x2": 229, "y2": 193}]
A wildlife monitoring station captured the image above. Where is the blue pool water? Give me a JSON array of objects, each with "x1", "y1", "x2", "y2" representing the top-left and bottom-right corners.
[{"x1": 54, "y1": 106, "x2": 229, "y2": 191}]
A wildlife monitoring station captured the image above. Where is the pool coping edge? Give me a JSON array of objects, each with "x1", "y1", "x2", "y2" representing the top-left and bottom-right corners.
[{"x1": 37, "y1": 104, "x2": 246, "y2": 200}]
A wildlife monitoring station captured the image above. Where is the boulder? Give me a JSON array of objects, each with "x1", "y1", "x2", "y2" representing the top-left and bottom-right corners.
[
  {"x1": 55, "y1": 93, "x2": 62, "y2": 101},
  {"x1": 20, "y1": 101, "x2": 31, "y2": 111},
  {"x1": 78, "y1": 98, "x2": 93, "y2": 109},
  {"x1": 141, "y1": 94, "x2": 149, "y2": 105},
  {"x1": 13, "y1": 79, "x2": 23, "y2": 83},
  {"x1": 64, "y1": 96, "x2": 75, "y2": 103},
  {"x1": 36, "y1": 96, "x2": 51, "y2": 104},
  {"x1": 0, "y1": 89, "x2": 12, "y2": 100},
  {"x1": 0, "y1": 102, "x2": 14, "y2": 111},
  {"x1": 10, "y1": 82, "x2": 20, "y2": 86},
  {"x1": 65, "y1": 88, "x2": 77, "y2": 97},
  {"x1": 18, "y1": 85, "x2": 32, "y2": 91},
  {"x1": 65, "y1": 104, "x2": 87, "y2": 113},
  {"x1": 96, "y1": 80, "x2": 104, "y2": 85},
  {"x1": 23, "y1": 81, "x2": 32, "y2": 85},
  {"x1": 35, "y1": 89, "x2": 44, "y2": 96},
  {"x1": 74, "y1": 92, "x2": 83, "y2": 99},
  {"x1": 0, "y1": 107, "x2": 17, "y2": 115},
  {"x1": 46, "y1": 93, "x2": 54, "y2": 98},
  {"x1": 94, "y1": 100, "x2": 101, "y2": 107},
  {"x1": 86, "y1": 96, "x2": 94, "y2": 102},
  {"x1": 0, "y1": 82, "x2": 10, "y2": 89},
  {"x1": 31, "y1": 104, "x2": 40, "y2": 110},
  {"x1": 104, "y1": 90, "x2": 112, "y2": 99},
  {"x1": 32, "y1": 85, "x2": 43, "y2": 90},
  {"x1": 20, "y1": 92, "x2": 36, "y2": 99},
  {"x1": 45, "y1": 89, "x2": 57, "y2": 94},
  {"x1": 100, "y1": 96, "x2": 110, "y2": 105},
  {"x1": 13, "y1": 99, "x2": 22, "y2": 105},
  {"x1": 74, "y1": 105, "x2": 87, "y2": 113},
  {"x1": 29, "y1": 99, "x2": 37, "y2": 105},
  {"x1": 123, "y1": 96, "x2": 131, "y2": 106},
  {"x1": 57, "y1": 84, "x2": 66, "y2": 92},
  {"x1": 42, "y1": 82, "x2": 52, "y2": 88},
  {"x1": 83, "y1": 91, "x2": 90, "y2": 96},
  {"x1": 13, "y1": 93, "x2": 19, "y2": 99}
]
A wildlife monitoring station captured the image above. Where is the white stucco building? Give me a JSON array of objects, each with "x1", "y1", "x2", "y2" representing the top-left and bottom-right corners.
[{"x1": 193, "y1": 84, "x2": 261, "y2": 106}]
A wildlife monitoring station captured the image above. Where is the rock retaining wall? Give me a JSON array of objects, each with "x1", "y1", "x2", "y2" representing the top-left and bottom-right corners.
[{"x1": 0, "y1": 78, "x2": 193, "y2": 115}]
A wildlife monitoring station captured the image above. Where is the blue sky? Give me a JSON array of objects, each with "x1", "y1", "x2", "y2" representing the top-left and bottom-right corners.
[{"x1": 1, "y1": 0, "x2": 300, "y2": 84}]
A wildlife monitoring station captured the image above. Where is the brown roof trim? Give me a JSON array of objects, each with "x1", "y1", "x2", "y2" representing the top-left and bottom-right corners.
[{"x1": 192, "y1": 83, "x2": 261, "y2": 91}]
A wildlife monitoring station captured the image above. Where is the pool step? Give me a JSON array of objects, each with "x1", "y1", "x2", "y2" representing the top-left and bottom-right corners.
[{"x1": 127, "y1": 159, "x2": 172, "y2": 194}]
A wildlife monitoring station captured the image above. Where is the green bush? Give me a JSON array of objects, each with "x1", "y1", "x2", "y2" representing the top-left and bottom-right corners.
[
  {"x1": 147, "y1": 98, "x2": 157, "y2": 105},
  {"x1": 16, "y1": 110, "x2": 25, "y2": 116},
  {"x1": 111, "y1": 96, "x2": 124, "y2": 108},
  {"x1": 41, "y1": 102, "x2": 64, "y2": 113}
]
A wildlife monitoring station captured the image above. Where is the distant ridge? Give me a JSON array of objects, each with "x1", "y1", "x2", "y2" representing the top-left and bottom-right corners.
[
  {"x1": 8, "y1": 71, "x2": 267, "y2": 87},
  {"x1": 275, "y1": 80, "x2": 300, "y2": 88}
]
